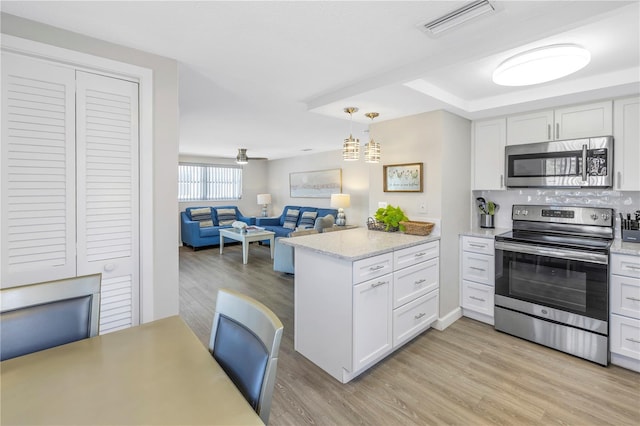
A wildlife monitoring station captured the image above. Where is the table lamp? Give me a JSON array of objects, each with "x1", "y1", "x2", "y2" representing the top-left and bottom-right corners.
[
  {"x1": 330, "y1": 193, "x2": 351, "y2": 226},
  {"x1": 257, "y1": 193, "x2": 272, "y2": 217}
]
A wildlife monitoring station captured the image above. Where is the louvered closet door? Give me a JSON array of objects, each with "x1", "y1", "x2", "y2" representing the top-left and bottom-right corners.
[
  {"x1": 1, "y1": 53, "x2": 77, "y2": 287},
  {"x1": 76, "y1": 72, "x2": 140, "y2": 334}
]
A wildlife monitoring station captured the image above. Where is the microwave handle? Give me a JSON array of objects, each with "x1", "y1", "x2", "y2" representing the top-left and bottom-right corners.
[{"x1": 581, "y1": 144, "x2": 588, "y2": 181}]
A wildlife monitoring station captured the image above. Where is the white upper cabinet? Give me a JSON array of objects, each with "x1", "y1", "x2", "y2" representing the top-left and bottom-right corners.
[
  {"x1": 613, "y1": 97, "x2": 640, "y2": 191},
  {"x1": 472, "y1": 118, "x2": 506, "y2": 190},
  {"x1": 506, "y1": 100, "x2": 613, "y2": 145}
]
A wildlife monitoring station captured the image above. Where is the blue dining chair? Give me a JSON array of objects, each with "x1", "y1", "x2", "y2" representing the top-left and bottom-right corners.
[
  {"x1": 209, "y1": 289, "x2": 284, "y2": 424},
  {"x1": 0, "y1": 274, "x2": 101, "y2": 361}
]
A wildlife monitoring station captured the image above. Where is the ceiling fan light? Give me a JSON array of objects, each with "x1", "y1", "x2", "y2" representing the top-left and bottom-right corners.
[{"x1": 493, "y1": 44, "x2": 591, "y2": 86}]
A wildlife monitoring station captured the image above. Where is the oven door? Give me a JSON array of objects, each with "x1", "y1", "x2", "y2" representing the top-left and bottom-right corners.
[{"x1": 495, "y1": 240, "x2": 609, "y2": 323}]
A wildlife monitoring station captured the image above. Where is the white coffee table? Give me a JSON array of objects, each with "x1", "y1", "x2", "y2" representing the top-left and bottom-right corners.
[{"x1": 219, "y1": 228, "x2": 275, "y2": 264}]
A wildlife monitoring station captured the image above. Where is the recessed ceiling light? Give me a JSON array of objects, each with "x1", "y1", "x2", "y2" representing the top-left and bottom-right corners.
[{"x1": 492, "y1": 44, "x2": 591, "y2": 86}]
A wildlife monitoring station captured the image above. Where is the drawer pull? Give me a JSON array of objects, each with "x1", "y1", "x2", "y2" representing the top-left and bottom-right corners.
[
  {"x1": 469, "y1": 243, "x2": 486, "y2": 248},
  {"x1": 625, "y1": 337, "x2": 640, "y2": 344},
  {"x1": 470, "y1": 296, "x2": 486, "y2": 302},
  {"x1": 414, "y1": 279, "x2": 426, "y2": 285},
  {"x1": 624, "y1": 265, "x2": 640, "y2": 271},
  {"x1": 414, "y1": 252, "x2": 426, "y2": 257},
  {"x1": 369, "y1": 265, "x2": 384, "y2": 271},
  {"x1": 469, "y1": 266, "x2": 486, "y2": 272},
  {"x1": 625, "y1": 296, "x2": 640, "y2": 302},
  {"x1": 371, "y1": 281, "x2": 386, "y2": 288},
  {"x1": 414, "y1": 312, "x2": 426, "y2": 320}
]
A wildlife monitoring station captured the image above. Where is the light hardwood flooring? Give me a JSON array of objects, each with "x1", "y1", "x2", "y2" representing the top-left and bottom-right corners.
[{"x1": 179, "y1": 243, "x2": 640, "y2": 425}]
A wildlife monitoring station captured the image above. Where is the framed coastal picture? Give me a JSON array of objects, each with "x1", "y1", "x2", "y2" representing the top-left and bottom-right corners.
[
  {"x1": 290, "y1": 168, "x2": 342, "y2": 198},
  {"x1": 383, "y1": 162, "x2": 423, "y2": 192}
]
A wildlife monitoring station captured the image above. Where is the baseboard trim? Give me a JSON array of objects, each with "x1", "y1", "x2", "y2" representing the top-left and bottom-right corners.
[{"x1": 433, "y1": 307, "x2": 462, "y2": 331}]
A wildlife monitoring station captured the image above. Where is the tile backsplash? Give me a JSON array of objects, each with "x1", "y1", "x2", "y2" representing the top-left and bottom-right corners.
[{"x1": 473, "y1": 189, "x2": 640, "y2": 239}]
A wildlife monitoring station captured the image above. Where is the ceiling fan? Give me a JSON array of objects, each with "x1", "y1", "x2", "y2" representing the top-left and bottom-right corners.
[{"x1": 235, "y1": 148, "x2": 268, "y2": 164}]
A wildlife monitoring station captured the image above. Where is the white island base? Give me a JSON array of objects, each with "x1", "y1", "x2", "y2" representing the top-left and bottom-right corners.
[{"x1": 287, "y1": 228, "x2": 440, "y2": 383}]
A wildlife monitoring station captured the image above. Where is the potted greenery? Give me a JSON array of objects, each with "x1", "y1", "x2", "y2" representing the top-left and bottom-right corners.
[{"x1": 374, "y1": 205, "x2": 409, "y2": 232}]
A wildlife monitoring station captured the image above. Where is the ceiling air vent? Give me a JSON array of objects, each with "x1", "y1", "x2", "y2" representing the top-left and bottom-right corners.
[{"x1": 419, "y1": 0, "x2": 495, "y2": 37}]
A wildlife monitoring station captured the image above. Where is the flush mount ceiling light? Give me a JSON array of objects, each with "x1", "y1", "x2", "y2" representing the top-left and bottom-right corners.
[
  {"x1": 342, "y1": 107, "x2": 360, "y2": 161},
  {"x1": 364, "y1": 112, "x2": 381, "y2": 164},
  {"x1": 492, "y1": 44, "x2": 591, "y2": 86},
  {"x1": 419, "y1": 0, "x2": 495, "y2": 37}
]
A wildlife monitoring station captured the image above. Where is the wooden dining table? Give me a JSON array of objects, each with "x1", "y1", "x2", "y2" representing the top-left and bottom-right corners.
[{"x1": 0, "y1": 315, "x2": 264, "y2": 425}]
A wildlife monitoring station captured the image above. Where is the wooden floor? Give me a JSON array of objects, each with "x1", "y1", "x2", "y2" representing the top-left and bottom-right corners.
[{"x1": 179, "y1": 243, "x2": 640, "y2": 426}]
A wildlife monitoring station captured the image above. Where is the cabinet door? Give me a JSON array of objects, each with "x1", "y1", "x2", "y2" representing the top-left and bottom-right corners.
[
  {"x1": 613, "y1": 97, "x2": 640, "y2": 191},
  {"x1": 462, "y1": 251, "x2": 495, "y2": 286},
  {"x1": 506, "y1": 109, "x2": 554, "y2": 145},
  {"x1": 610, "y1": 314, "x2": 640, "y2": 361},
  {"x1": 610, "y1": 274, "x2": 640, "y2": 319},
  {"x1": 353, "y1": 275, "x2": 392, "y2": 372},
  {"x1": 461, "y1": 280, "x2": 494, "y2": 316},
  {"x1": 393, "y1": 258, "x2": 439, "y2": 309},
  {"x1": 472, "y1": 118, "x2": 506, "y2": 190},
  {"x1": 1, "y1": 53, "x2": 76, "y2": 287},
  {"x1": 392, "y1": 290, "x2": 438, "y2": 347},
  {"x1": 76, "y1": 72, "x2": 140, "y2": 333},
  {"x1": 555, "y1": 101, "x2": 613, "y2": 140}
]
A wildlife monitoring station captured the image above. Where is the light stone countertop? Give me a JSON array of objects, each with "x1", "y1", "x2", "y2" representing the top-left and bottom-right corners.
[
  {"x1": 610, "y1": 239, "x2": 640, "y2": 256},
  {"x1": 460, "y1": 226, "x2": 511, "y2": 239},
  {"x1": 281, "y1": 227, "x2": 439, "y2": 261}
]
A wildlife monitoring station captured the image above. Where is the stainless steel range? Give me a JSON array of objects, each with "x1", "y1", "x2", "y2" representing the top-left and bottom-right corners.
[{"x1": 494, "y1": 205, "x2": 614, "y2": 366}]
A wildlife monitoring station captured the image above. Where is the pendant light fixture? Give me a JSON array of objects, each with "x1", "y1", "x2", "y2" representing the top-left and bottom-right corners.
[
  {"x1": 342, "y1": 107, "x2": 360, "y2": 161},
  {"x1": 493, "y1": 44, "x2": 591, "y2": 86},
  {"x1": 364, "y1": 112, "x2": 380, "y2": 163},
  {"x1": 236, "y1": 148, "x2": 249, "y2": 164}
]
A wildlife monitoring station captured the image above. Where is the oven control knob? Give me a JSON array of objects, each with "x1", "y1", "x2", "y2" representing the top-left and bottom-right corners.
[
  {"x1": 590, "y1": 213, "x2": 598, "y2": 221},
  {"x1": 522, "y1": 210, "x2": 528, "y2": 216},
  {"x1": 601, "y1": 213, "x2": 610, "y2": 221}
]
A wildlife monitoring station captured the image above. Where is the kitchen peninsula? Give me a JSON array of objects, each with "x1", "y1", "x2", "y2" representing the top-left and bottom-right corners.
[{"x1": 282, "y1": 228, "x2": 440, "y2": 383}]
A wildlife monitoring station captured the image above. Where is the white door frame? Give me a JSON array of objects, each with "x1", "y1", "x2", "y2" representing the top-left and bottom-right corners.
[{"x1": 1, "y1": 34, "x2": 155, "y2": 323}]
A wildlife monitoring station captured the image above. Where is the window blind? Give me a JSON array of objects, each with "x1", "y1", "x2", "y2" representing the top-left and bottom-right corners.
[{"x1": 178, "y1": 163, "x2": 243, "y2": 201}]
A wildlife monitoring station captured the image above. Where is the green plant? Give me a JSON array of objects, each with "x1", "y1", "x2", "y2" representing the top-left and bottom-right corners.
[
  {"x1": 375, "y1": 205, "x2": 409, "y2": 231},
  {"x1": 476, "y1": 197, "x2": 499, "y2": 215}
]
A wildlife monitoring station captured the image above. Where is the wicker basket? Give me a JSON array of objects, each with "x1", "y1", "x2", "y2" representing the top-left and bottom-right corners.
[{"x1": 400, "y1": 220, "x2": 435, "y2": 236}]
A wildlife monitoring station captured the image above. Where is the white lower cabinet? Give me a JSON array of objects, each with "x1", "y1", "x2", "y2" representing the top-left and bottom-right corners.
[
  {"x1": 460, "y1": 235, "x2": 495, "y2": 325},
  {"x1": 610, "y1": 253, "x2": 640, "y2": 372},
  {"x1": 294, "y1": 239, "x2": 439, "y2": 383}
]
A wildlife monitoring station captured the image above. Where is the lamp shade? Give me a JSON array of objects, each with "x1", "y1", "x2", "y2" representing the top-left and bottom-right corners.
[
  {"x1": 330, "y1": 193, "x2": 351, "y2": 209},
  {"x1": 257, "y1": 193, "x2": 272, "y2": 205}
]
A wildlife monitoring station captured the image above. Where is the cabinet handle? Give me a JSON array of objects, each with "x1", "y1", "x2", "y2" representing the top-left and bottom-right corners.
[
  {"x1": 369, "y1": 265, "x2": 384, "y2": 271},
  {"x1": 624, "y1": 265, "x2": 640, "y2": 271},
  {"x1": 414, "y1": 312, "x2": 426, "y2": 320},
  {"x1": 500, "y1": 174, "x2": 504, "y2": 188},
  {"x1": 617, "y1": 171, "x2": 622, "y2": 190},
  {"x1": 547, "y1": 124, "x2": 551, "y2": 140},
  {"x1": 414, "y1": 252, "x2": 426, "y2": 257},
  {"x1": 469, "y1": 266, "x2": 486, "y2": 272},
  {"x1": 470, "y1": 296, "x2": 486, "y2": 302},
  {"x1": 625, "y1": 337, "x2": 640, "y2": 344},
  {"x1": 414, "y1": 279, "x2": 426, "y2": 285},
  {"x1": 371, "y1": 281, "x2": 386, "y2": 288},
  {"x1": 556, "y1": 123, "x2": 560, "y2": 139},
  {"x1": 469, "y1": 243, "x2": 487, "y2": 248},
  {"x1": 625, "y1": 296, "x2": 640, "y2": 302}
]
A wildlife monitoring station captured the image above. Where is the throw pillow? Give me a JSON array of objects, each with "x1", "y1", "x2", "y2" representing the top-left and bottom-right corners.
[
  {"x1": 190, "y1": 207, "x2": 213, "y2": 228},
  {"x1": 314, "y1": 214, "x2": 335, "y2": 232},
  {"x1": 297, "y1": 211, "x2": 318, "y2": 229},
  {"x1": 283, "y1": 208, "x2": 300, "y2": 230},
  {"x1": 215, "y1": 208, "x2": 237, "y2": 226}
]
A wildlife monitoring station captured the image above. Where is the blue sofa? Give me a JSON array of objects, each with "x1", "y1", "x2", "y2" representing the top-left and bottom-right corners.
[
  {"x1": 256, "y1": 205, "x2": 338, "y2": 241},
  {"x1": 181, "y1": 206, "x2": 255, "y2": 249}
]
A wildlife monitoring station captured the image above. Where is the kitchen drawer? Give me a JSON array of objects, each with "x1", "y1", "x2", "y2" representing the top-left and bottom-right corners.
[
  {"x1": 352, "y1": 252, "x2": 393, "y2": 284},
  {"x1": 393, "y1": 258, "x2": 439, "y2": 309},
  {"x1": 461, "y1": 236, "x2": 494, "y2": 256},
  {"x1": 610, "y1": 314, "x2": 640, "y2": 361},
  {"x1": 392, "y1": 290, "x2": 438, "y2": 348},
  {"x1": 611, "y1": 254, "x2": 640, "y2": 278},
  {"x1": 461, "y1": 251, "x2": 495, "y2": 286},
  {"x1": 394, "y1": 241, "x2": 439, "y2": 270},
  {"x1": 611, "y1": 274, "x2": 640, "y2": 319},
  {"x1": 461, "y1": 280, "x2": 494, "y2": 317}
]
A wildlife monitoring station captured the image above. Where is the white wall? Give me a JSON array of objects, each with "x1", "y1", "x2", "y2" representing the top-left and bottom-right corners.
[{"x1": 1, "y1": 13, "x2": 180, "y2": 320}]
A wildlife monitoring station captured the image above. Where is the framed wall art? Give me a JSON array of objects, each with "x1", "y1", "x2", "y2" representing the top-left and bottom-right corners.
[
  {"x1": 383, "y1": 162, "x2": 423, "y2": 192},
  {"x1": 290, "y1": 168, "x2": 342, "y2": 198}
]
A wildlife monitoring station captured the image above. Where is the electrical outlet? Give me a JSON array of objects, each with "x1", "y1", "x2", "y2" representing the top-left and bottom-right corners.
[
  {"x1": 418, "y1": 201, "x2": 427, "y2": 213},
  {"x1": 378, "y1": 202, "x2": 388, "y2": 209}
]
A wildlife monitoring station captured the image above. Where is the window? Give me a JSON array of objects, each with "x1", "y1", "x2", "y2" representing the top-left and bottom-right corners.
[{"x1": 178, "y1": 163, "x2": 243, "y2": 201}]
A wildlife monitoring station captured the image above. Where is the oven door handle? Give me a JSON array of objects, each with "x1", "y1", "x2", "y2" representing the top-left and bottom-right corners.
[{"x1": 495, "y1": 241, "x2": 609, "y2": 265}]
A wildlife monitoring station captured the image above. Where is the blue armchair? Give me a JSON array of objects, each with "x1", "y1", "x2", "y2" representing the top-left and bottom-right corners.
[{"x1": 181, "y1": 206, "x2": 255, "y2": 249}]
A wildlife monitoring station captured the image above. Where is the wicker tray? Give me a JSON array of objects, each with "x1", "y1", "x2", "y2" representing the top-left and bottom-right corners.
[{"x1": 399, "y1": 220, "x2": 434, "y2": 236}]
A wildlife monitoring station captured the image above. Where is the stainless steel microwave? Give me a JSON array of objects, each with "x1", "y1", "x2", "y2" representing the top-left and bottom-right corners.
[{"x1": 505, "y1": 136, "x2": 613, "y2": 188}]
